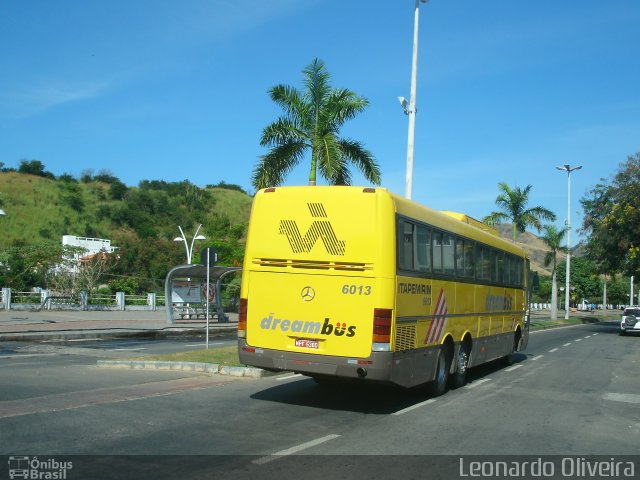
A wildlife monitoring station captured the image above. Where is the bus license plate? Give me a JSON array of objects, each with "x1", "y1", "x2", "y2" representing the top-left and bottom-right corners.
[{"x1": 295, "y1": 339, "x2": 319, "y2": 349}]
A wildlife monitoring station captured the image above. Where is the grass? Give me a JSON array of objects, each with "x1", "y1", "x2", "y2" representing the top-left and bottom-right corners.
[
  {"x1": 208, "y1": 188, "x2": 253, "y2": 226},
  {"x1": 530, "y1": 313, "x2": 619, "y2": 330},
  {"x1": 132, "y1": 345, "x2": 244, "y2": 366}
]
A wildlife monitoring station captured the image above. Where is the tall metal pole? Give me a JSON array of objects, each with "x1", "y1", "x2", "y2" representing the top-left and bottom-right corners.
[
  {"x1": 556, "y1": 164, "x2": 582, "y2": 320},
  {"x1": 405, "y1": 0, "x2": 427, "y2": 200}
]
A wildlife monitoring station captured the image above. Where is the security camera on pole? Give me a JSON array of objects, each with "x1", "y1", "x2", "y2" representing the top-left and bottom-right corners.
[{"x1": 400, "y1": 0, "x2": 429, "y2": 200}]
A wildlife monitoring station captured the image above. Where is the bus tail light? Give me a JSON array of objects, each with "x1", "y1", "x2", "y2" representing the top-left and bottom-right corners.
[
  {"x1": 238, "y1": 298, "x2": 248, "y2": 338},
  {"x1": 373, "y1": 308, "x2": 392, "y2": 344}
]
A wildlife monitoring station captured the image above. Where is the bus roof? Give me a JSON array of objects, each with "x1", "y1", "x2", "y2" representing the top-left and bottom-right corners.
[{"x1": 254, "y1": 186, "x2": 527, "y2": 258}]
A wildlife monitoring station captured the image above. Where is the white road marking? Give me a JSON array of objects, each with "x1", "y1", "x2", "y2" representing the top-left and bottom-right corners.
[
  {"x1": 113, "y1": 348, "x2": 146, "y2": 351},
  {"x1": 549, "y1": 348, "x2": 559, "y2": 353},
  {"x1": 392, "y1": 398, "x2": 437, "y2": 416},
  {"x1": 465, "y1": 378, "x2": 491, "y2": 389},
  {"x1": 62, "y1": 338, "x2": 102, "y2": 342},
  {"x1": 276, "y1": 374, "x2": 303, "y2": 381},
  {"x1": 0, "y1": 353, "x2": 59, "y2": 359},
  {"x1": 592, "y1": 333, "x2": 599, "y2": 336},
  {"x1": 563, "y1": 343, "x2": 572, "y2": 347},
  {"x1": 575, "y1": 338, "x2": 582, "y2": 342},
  {"x1": 252, "y1": 434, "x2": 341, "y2": 464},
  {"x1": 531, "y1": 355, "x2": 544, "y2": 361},
  {"x1": 603, "y1": 393, "x2": 640, "y2": 405},
  {"x1": 505, "y1": 364, "x2": 523, "y2": 372}
]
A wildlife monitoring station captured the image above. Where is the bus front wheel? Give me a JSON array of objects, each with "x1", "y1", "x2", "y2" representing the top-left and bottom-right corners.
[{"x1": 503, "y1": 330, "x2": 520, "y2": 366}]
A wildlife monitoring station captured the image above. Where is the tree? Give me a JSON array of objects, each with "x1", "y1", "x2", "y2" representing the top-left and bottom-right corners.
[
  {"x1": 108, "y1": 180, "x2": 128, "y2": 200},
  {"x1": 18, "y1": 159, "x2": 55, "y2": 179},
  {"x1": 581, "y1": 152, "x2": 640, "y2": 277},
  {"x1": 483, "y1": 182, "x2": 556, "y2": 241},
  {"x1": 43, "y1": 247, "x2": 117, "y2": 297},
  {"x1": 0, "y1": 242, "x2": 84, "y2": 291},
  {"x1": 76, "y1": 250, "x2": 118, "y2": 295},
  {"x1": 252, "y1": 58, "x2": 381, "y2": 189},
  {"x1": 556, "y1": 257, "x2": 602, "y2": 307},
  {"x1": 540, "y1": 225, "x2": 567, "y2": 320}
]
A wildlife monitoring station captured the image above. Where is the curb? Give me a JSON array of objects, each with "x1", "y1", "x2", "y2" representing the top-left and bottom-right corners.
[{"x1": 96, "y1": 359, "x2": 266, "y2": 378}]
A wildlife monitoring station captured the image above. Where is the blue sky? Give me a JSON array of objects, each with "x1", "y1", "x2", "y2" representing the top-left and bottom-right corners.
[{"x1": 1, "y1": 0, "x2": 639, "y2": 245}]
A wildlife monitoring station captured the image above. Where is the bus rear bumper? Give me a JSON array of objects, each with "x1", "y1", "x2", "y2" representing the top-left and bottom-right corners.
[{"x1": 238, "y1": 339, "x2": 440, "y2": 388}]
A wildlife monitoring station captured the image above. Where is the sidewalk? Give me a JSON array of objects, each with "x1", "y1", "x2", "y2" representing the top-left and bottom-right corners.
[{"x1": 0, "y1": 309, "x2": 238, "y2": 342}]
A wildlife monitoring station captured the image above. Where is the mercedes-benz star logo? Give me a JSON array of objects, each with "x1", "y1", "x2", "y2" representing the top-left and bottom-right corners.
[{"x1": 301, "y1": 286, "x2": 315, "y2": 302}]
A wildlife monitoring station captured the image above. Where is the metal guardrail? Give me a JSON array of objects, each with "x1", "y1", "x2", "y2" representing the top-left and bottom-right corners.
[
  {"x1": 0, "y1": 288, "x2": 165, "y2": 311},
  {"x1": 39, "y1": 295, "x2": 79, "y2": 311}
]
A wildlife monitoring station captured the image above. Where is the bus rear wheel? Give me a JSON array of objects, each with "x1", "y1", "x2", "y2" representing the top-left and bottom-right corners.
[
  {"x1": 449, "y1": 345, "x2": 469, "y2": 389},
  {"x1": 427, "y1": 345, "x2": 451, "y2": 397}
]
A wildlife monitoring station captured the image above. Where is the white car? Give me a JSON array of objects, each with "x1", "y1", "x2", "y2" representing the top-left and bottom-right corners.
[{"x1": 620, "y1": 307, "x2": 640, "y2": 335}]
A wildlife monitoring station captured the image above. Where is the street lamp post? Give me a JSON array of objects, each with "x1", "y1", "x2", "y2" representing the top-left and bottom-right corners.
[
  {"x1": 174, "y1": 224, "x2": 206, "y2": 265},
  {"x1": 556, "y1": 164, "x2": 582, "y2": 320},
  {"x1": 400, "y1": 0, "x2": 429, "y2": 200}
]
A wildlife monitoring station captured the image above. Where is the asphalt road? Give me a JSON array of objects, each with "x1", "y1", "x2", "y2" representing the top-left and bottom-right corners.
[{"x1": 1, "y1": 321, "x2": 638, "y2": 479}]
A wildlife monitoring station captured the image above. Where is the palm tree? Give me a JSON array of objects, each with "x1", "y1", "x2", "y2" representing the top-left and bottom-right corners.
[
  {"x1": 541, "y1": 224, "x2": 567, "y2": 320},
  {"x1": 482, "y1": 182, "x2": 556, "y2": 242},
  {"x1": 252, "y1": 58, "x2": 381, "y2": 190}
]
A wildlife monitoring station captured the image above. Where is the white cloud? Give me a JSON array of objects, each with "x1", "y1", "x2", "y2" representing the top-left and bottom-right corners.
[{"x1": 0, "y1": 79, "x2": 114, "y2": 119}]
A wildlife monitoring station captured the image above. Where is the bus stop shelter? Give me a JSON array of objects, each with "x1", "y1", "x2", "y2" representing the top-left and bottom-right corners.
[{"x1": 164, "y1": 264, "x2": 241, "y2": 325}]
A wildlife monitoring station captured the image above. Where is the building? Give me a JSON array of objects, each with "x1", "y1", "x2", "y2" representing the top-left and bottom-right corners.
[{"x1": 61, "y1": 235, "x2": 117, "y2": 272}]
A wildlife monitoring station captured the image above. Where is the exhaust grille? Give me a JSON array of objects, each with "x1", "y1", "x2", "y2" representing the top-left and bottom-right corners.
[{"x1": 395, "y1": 325, "x2": 416, "y2": 351}]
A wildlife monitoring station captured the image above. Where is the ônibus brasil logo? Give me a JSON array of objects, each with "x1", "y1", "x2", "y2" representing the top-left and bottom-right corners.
[{"x1": 261, "y1": 314, "x2": 356, "y2": 338}]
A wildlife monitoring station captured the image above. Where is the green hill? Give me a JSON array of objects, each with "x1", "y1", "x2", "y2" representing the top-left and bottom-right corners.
[{"x1": 0, "y1": 172, "x2": 252, "y2": 248}]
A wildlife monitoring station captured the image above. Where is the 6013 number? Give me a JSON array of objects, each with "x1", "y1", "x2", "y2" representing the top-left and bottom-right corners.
[{"x1": 341, "y1": 285, "x2": 372, "y2": 295}]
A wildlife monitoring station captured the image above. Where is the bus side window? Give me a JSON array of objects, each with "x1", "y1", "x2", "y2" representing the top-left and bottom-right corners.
[
  {"x1": 496, "y1": 251, "x2": 505, "y2": 285},
  {"x1": 399, "y1": 220, "x2": 415, "y2": 271},
  {"x1": 516, "y1": 257, "x2": 524, "y2": 288},
  {"x1": 433, "y1": 231, "x2": 443, "y2": 273},
  {"x1": 481, "y1": 246, "x2": 492, "y2": 281},
  {"x1": 455, "y1": 237, "x2": 464, "y2": 276},
  {"x1": 505, "y1": 255, "x2": 514, "y2": 286},
  {"x1": 476, "y1": 245, "x2": 483, "y2": 280},
  {"x1": 490, "y1": 249, "x2": 498, "y2": 283},
  {"x1": 442, "y1": 233, "x2": 455, "y2": 275},
  {"x1": 464, "y1": 240, "x2": 475, "y2": 278},
  {"x1": 416, "y1": 224, "x2": 431, "y2": 273}
]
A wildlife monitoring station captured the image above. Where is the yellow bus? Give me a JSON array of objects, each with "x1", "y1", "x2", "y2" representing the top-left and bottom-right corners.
[{"x1": 238, "y1": 186, "x2": 530, "y2": 394}]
